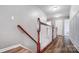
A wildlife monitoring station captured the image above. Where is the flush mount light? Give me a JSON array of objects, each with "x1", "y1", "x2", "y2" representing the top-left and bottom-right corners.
[
  {"x1": 11, "y1": 16, "x2": 14, "y2": 20},
  {"x1": 53, "y1": 14, "x2": 62, "y2": 18},
  {"x1": 48, "y1": 5, "x2": 60, "y2": 12}
]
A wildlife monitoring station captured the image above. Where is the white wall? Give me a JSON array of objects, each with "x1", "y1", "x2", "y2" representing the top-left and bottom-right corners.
[
  {"x1": 70, "y1": 5, "x2": 79, "y2": 51},
  {"x1": 0, "y1": 5, "x2": 47, "y2": 52},
  {"x1": 70, "y1": 5, "x2": 79, "y2": 19}
]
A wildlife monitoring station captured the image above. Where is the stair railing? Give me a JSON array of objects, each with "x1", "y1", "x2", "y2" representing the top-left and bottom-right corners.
[{"x1": 17, "y1": 18, "x2": 52, "y2": 53}]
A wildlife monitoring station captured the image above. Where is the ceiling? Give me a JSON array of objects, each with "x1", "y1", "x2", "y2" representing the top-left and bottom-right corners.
[{"x1": 37, "y1": 5, "x2": 71, "y2": 21}]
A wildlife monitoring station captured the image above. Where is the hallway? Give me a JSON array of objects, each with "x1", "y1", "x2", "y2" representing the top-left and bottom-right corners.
[
  {"x1": 43, "y1": 36, "x2": 78, "y2": 53},
  {"x1": 0, "y1": 5, "x2": 79, "y2": 53}
]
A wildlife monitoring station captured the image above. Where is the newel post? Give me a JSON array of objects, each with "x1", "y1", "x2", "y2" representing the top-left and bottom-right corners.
[{"x1": 37, "y1": 18, "x2": 41, "y2": 53}]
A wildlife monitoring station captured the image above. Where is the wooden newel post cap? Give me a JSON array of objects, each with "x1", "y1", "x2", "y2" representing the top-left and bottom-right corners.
[
  {"x1": 37, "y1": 18, "x2": 41, "y2": 32},
  {"x1": 38, "y1": 18, "x2": 40, "y2": 20}
]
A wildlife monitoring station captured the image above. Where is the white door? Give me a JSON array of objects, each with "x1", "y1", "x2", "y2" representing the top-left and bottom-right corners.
[
  {"x1": 64, "y1": 20, "x2": 69, "y2": 39},
  {"x1": 55, "y1": 19, "x2": 64, "y2": 36}
]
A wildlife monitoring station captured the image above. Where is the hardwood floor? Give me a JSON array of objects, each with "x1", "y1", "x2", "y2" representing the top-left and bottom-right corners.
[
  {"x1": 2, "y1": 36, "x2": 78, "y2": 53},
  {"x1": 43, "y1": 36, "x2": 78, "y2": 53}
]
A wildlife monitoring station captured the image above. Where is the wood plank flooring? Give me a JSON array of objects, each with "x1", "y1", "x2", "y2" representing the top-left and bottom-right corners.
[
  {"x1": 2, "y1": 36, "x2": 78, "y2": 53},
  {"x1": 43, "y1": 36, "x2": 78, "y2": 53}
]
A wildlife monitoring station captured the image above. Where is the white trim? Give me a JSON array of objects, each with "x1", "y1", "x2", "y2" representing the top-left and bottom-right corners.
[
  {"x1": 69, "y1": 37, "x2": 79, "y2": 52},
  {"x1": 0, "y1": 44, "x2": 32, "y2": 53}
]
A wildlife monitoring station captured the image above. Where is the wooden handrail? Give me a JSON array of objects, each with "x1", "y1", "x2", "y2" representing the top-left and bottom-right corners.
[
  {"x1": 38, "y1": 18, "x2": 51, "y2": 27},
  {"x1": 17, "y1": 25, "x2": 37, "y2": 44},
  {"x1": 40, "y1": 21, "x2": 51, "y2": 27}
]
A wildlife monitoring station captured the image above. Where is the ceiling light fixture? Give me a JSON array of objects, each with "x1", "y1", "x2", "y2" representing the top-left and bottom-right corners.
[
  {"x1": 53, "y1": 14, "x2": 62, "y2": 18},
  {"x1": 48, "y1": 5, "x2": 60, "y2": 12}
]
